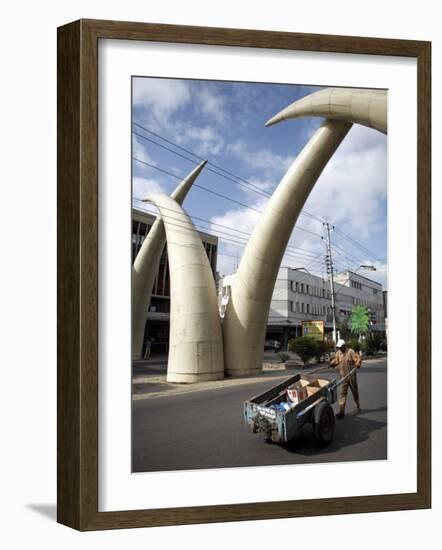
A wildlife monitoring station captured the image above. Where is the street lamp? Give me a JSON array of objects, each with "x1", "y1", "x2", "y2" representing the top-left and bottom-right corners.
[{"x1": 338, "y1": 264, "x2": 377, "y2": 288}]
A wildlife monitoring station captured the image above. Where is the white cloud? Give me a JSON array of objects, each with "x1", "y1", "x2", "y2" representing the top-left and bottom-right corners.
[
  {"x1": 179, "y1": 125, "x2": 225, "y2": 157},
  {"x1": 197, "y1": 86, "x2": 227, "y2": 124},
  {"x1": 132, "y1": 134, "x2": 156, "y2": 165},
  {"x1": 132, "y1": 177, "x2": 167, "y2": 204},
  {"x1": 226, "y1": 140, "x2": 293, "y2": 180},
  {"x1": 132, "y1": 79, "x2": 227, "y2": 155},
  {"x1": 133, "y1": 78, "x2": 191, "y2": 123},
  {"x1": 304, "y1": 124, "x2": 387, "y2": 240}
]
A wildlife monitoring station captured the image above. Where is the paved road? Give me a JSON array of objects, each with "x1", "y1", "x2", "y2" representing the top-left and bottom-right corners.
[{"x1": 132, "y1": 358, "x2": 387, "y2": 472}]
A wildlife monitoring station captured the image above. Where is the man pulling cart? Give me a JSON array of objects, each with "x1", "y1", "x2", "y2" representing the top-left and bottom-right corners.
[{"x1": 329, "y1": 339, "x2": 362, "y2": 418}]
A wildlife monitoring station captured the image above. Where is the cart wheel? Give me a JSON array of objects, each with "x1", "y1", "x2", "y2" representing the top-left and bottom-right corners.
[{"x1": 312, "y1": 401, "x2": 335, "y2": 447}]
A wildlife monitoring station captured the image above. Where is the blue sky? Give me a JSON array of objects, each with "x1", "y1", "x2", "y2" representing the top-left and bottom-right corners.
[{"x1": 132, "y1": 77, "x2": 388, "y2": 289}]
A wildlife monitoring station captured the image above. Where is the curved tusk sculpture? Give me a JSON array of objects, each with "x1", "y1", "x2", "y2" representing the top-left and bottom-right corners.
[
  {"x1": 143, "y1": 193, "x2": 224, "y2": 383},
  {"x1": 223, "y1": 119, "x2": 352, "y2": 376},
  {"x1": 266, "y1": 87, "x2": 387, "y2": 134},
  {"x1": 132, "y1": 160, "x2": 207, "y2": 360}
]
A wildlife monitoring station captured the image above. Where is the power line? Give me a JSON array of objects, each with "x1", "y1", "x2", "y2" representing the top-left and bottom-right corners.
[
  {"x1": 133, "y1": 157, "x2": 324, "y2": 240},
  {"x1": 133, "y1": 130, "x2": 271, "y2": 199},
  {"x1": 331, "y1": 240, "x2": 366, "y2": 265},
  {"x1": 133, "y1": 197, "x2": 320, "y2": 261},
  {"x1": 333, "y1": 226, "x2": 382, "y2": 261},
  {"x1": 134, "y1": 122, "x2": 276, "y2": 197},
  {"x1": 134, "y1": 196, "x2": 368, "y2": 285},
  {"x1": 133, "y1": 121, "x2": 384, "y2": 261},
  {"x1": 133, "y1": 199, "x2": 321, "y2": 265},
  {"x1": 133, "y1": 197, "x2": 322, "y2": 260},
  {"x1": 133, "y1": 122, "x2": 326, "y2": 223}
]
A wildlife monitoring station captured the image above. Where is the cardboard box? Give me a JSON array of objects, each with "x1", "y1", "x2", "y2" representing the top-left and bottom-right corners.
[
  {"x1": 287, "y1": 380, "x2": 309, "y2": 404},
  {"x1": 308, "y1": 378, "x2": 329, "y2": 388},
  {"x1": 306, "y1": 386, "x2": 320, "y2": 397}
]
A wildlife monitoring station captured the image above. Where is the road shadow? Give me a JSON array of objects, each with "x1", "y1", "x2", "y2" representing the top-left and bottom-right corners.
[
  {"x1": 282, "y1": 406, "x2": 387, "y2": 457},
  {"x1": 133, "y1": 359, "x2": 168, "y2": 377},
  {"x1": 25, "y1": 504, "x2": 57, "y2": 521}
]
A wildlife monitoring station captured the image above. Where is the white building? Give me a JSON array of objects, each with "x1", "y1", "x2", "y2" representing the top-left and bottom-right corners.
[
  {"x1": 218, "y1": 266, "x2": 386, "y2": 350},
  {"x1": 334, "y1": 270, "x2": 385, "y2": 332}
]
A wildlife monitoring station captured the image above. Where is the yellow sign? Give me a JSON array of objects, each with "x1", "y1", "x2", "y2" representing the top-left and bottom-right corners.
[{"x1": 302, "y1": 320, "x2": 324, "y2": 341}]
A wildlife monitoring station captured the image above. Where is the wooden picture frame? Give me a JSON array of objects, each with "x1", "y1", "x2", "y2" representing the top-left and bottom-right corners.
[{"x1": 57, "y1": 18, "x2": 431, "y2": 530}]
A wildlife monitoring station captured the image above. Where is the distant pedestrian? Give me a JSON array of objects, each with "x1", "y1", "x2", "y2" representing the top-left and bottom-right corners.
[
  {"x1": 144, "y1": 337, "x2": 152, "y2": 360},
  {"x1": 329, "y1": 339, "x2": 361, "y2": 418}
]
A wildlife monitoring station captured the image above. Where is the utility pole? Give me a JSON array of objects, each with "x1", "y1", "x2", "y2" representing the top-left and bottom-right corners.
[{"x1": 323, "y1": 222, "x2": 337, "y2": 343}]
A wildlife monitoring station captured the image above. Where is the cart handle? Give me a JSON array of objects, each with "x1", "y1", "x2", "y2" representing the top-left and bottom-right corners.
[{"x1": 331, "y1": 367, "x2": 358, "y2": 390}]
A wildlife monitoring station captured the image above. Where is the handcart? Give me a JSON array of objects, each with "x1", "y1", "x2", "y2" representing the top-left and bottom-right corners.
[{"x1": 244, "y1": 368, "x2": 356, "y2": 446}]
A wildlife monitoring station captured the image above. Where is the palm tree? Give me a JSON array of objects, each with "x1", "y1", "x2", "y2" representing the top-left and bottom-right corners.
[{"x1": 350, "y1": 306, "x2": 370, "y2": 340}]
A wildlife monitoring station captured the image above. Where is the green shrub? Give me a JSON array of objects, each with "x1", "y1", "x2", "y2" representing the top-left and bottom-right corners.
[
  {"x1": 346, "y1": 338, "x2": 361, "y2": 353},
  {"x1": 288, "y1": 336, "x2": 319, "y2": 365},
  {"x1": 315, "y1": 340, "x2": 336, "y2": 362},
  {"x1": 277, "y1": 352, "x2": 290, "y2": 363},
  {"x1": 362, "y1": 331, "x2": 384, "y2": 356}
]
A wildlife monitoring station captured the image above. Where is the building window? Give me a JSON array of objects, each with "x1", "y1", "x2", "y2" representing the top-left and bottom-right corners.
[
  {"x1": 300, "y1": 283, "x2": 304, "y2": 293},
  {"x1": 306, "y1": 303, "x2": 310, "y2": 314},
  {"x1": 373, "y1": 288, "x2": 378, "y2": 295},
  {"x1": 301, "y1": 303, "x2": 304, "y2": 313},
  {"x1": 295, "y1": 281, "x2": 299, "y2": 292},
  {"x1": 306, "y1": 284, "x2": 309, "y2": 295}
]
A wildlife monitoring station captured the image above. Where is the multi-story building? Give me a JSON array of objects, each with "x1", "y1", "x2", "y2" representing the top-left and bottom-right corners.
[
  {"x1": 218, "y1": 266, "x2": 386, "y2": 350},
  {"x1": 266, "y1": 267, "x2": 334, "y2": 349},
  {"x1": 132, "y1": 208, "x2": 218, "y2": 355},
  {"x1": 334, "y1": 270, "x2": 385, "y2": 332}
]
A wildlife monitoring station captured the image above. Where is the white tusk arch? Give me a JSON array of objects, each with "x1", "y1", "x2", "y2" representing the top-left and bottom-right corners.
[
  {"x1": 143, "y1": 193, "x2": 224, "y2": 383},
  {"x1": 223, "y1": 120, "x2": 352, "y2": 376},
  {"x1": 132, "y1": 160, "x2": 207, "y2": 360},
  {"x1": 266, "y1": 87, "x2": 387, "y2": 134}
]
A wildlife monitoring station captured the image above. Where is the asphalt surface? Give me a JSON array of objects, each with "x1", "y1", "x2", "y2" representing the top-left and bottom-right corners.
[{"x1": 132, "y1": 357, "x2": 387, "y2": 472}]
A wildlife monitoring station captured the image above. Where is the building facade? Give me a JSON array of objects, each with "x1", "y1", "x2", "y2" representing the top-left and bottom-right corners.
[
  {"x1": 219, "y1": 266, "x2": 386, "y2": 350},
  {"x1": 334, "y1": 270, "x2": 385, "y2": 331},
  {"x1": 132, "y1": 208, "x2": 218, "y2": 355}
]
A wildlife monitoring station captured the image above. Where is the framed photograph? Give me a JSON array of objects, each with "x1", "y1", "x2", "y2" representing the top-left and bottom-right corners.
[{"x1": 57, "y1": 19, "x2": 431, "y2": 530}]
